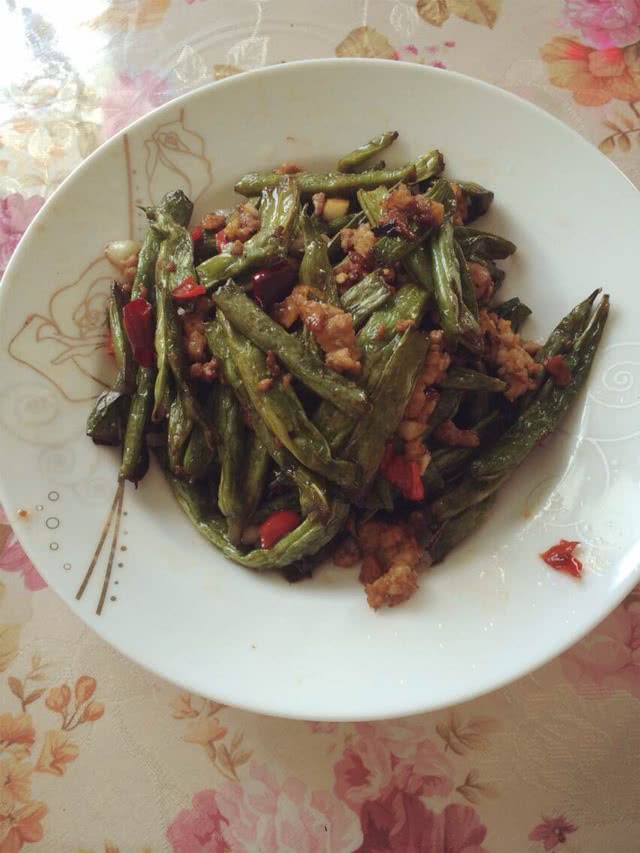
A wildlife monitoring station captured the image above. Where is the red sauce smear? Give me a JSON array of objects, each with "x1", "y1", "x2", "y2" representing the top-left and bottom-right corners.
[
  {"x1": 544, "y1": 354, "x2": 572, "y2": 386},
  {"x1": 381, "y1": 443, "x2": 424, "y2": 501},
  {"x1": 540, "y1": 539, "x2": 582, "y2": 578}
]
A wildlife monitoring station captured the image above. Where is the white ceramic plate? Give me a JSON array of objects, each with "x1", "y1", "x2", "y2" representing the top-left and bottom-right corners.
[{"x1": 1, "y1": 59, "x2": 639, "y2": 721}]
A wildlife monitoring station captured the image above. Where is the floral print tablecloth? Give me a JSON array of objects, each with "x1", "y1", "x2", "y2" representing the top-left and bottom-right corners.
[{"x1": 1, "y1": 2, "x2": 640, "y2": 851}]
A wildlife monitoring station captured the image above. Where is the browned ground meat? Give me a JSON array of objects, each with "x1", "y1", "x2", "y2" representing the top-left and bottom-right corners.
[
  {"x1": 190, "y1": 359, "x2": 218, "y2": 382},
  {"x1": 181, "y1": 297, "x2": 211, "y2": 363},
  {"x1": 182, "y1": 313, "x2": 207, "y2": 363},
  {"x1": 450, "y1": 181, "x2": 468, "y2": 225},
  {"x1": 396, "y1": 331, "x2": 451, "y2": 474},
  {"x1": 332, "y1": 536, "x2": 362, "y2": 568},
  {"x1": 365, "y1": 563, "x2": 419, "y2": 610},
  {"x1": 272, "y1": 286, "x2": 362, "y2": 374},
  {"x1": 256, "y1": 377, "x2": 273, "y2": 392},
  {"x1": 335, "y1": 223, "x2": 377, "y2": 287},
  {"x1": 266, "y1": 350, "x2": 281, "y2": 377},
  {"x1": 356, "y1": 519, "x2": 424, "y2": 609},
  {"x1": 274, "y1": 162, "x2": 303, "y2": 174},
  {"x1": 422, "y1": 330, "x2": 451, "y2": 386},
  {"x1": 340, "y1": 223, "x2": 377, "y2": 257},
  {"x1": 480, "y1": 309, "x2": 542, "y2": 401},
  {"x1": 468, "y1": 261, "x2": 494, "y2": 303},
  {"x1": 201, "y1": 212, "x2": 226, "y2": 232},
  {"x1": 221, "y1": 202, "x2": 260, "y2": 243},
  {"x1": 378, "y1": 183, "x2": 445, "y2": 238},
  {"x1": 434, "y1": 419, "x2": 480, "y2": 447}
]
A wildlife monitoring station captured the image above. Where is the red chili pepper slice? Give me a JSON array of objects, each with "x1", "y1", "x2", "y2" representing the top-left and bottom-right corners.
[
  {"x1": 172, "y1": 275, "x2": 206, "y2": 301},
  {"x1": 190, "y1": 225, "x2": 203, "y2": 242},
  {"x1": 216, "y1": 231, "x2": 229, "y2": 253},
  {"x1": 540, "y1": 539, "x2": 582, "y2": 578},
  {"x1": 122, "y1": 297, "x2": 155, "y2": 368},
  {"x1": 544, "y1": 354, "x2": 572, "y2": 386},
  {"x1": 252, "y1": 260, "x2": 298, "y2": 310},
  {"x1": 381, "y1": 443, "x2": 424, "y2": 501},
  {"x1": 259, "y1": 509, "x2": 301, "y2": 550}
]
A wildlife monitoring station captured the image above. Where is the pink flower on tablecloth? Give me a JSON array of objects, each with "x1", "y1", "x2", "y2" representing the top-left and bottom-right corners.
[
  {"x1": 356, "y1": 794, "x2": 488, "y2": 853},
  {"x1": 0, "y1": 193, "x2": 45, "y2": 276},
  {"x1": 0, "y1": 506, "x2": 46, "y2": 591},
  {"x1": 211, "y1": 761, "x2": 362, "y2": 852},
  {"x1": 562, "y1": 599, "x2": 640, "y2": 699},
  {"x1": 334, "y1": 721, "x2": 453, "y2": 811},
  {"x1": 166, "y1": 790, "x2": 229, "y2": 853},
  {"x1": 529, "y1": 815, "x2": 577, "y2": 850},
  {"x1": 433, "y1": 804, "x2": 489, "y2": 853},
  {"x1": 100, "y1": 71, "x2": 170, "y2": 140},
  {"x1": 564, "y1": 0, "x2": 640, "y2": 48}
]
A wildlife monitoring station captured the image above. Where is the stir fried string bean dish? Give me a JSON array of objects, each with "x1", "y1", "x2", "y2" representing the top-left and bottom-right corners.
[{"x1": 89, "y1": 132, "x2": 609, "y2": 609}]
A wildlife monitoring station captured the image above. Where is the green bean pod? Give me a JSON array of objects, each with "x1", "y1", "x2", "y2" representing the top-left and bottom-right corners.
[
  {"x1": 108, "y1": 283, "x2": 135, "y2": 394},
  {"x1": 455, "y1": 241, "x2": 479, "y2": 320},
  {"x1": 151, "y1": 215, "x2": 195, "y2": 421},
  {"x1": 214, "y1": 384, "x2": 246, "y2": 543},
  {"x1": 454, "y1": 226, "x2": 517, "y2": 260},
  {"x1": 234, "y1": 163, "x2": 417, "y2": 197},
  {"x1": 217, "y1": 312, "x2": 358, "y2": 487},
  {"x1": 471, "y1": 294, "x2": 609, "y2": 482},
  {"x1": 429, "y1": 497, "x2": 496, "y2": 562},
  {"x1": 340, "y1": 271, "x2": 392, "y2": 329},
  {"x1": 403, "y1": 247, "x2": 435, "y2": 295},
  {"x1": 119, "y1": 191, "x2": 193, "y2": 482},
  {"x1": 242, "y1": 434, "x2": 271, "y2": 522},
  {"x1": 426, "y1": 389, "x2": 464, "y2": 435},
  {"x1": 439, "y1": 368, "x2": 506, "y2": 393},
  {"x1": 205, "y1": 320, "x2": 331, "y2": 520},
  {"x1": 86, "y1": 390, "x2": 128, "y2": 446},
  {"x1": 299, "y1": 212, "x2": 339, "y2": 304},
  {"x1": 493, "y1": 297, "x2": 532, "y2": 332},
  {"x1": 198, "y1": 178, "x2": 301, "y2": 289},
  {"x1": 314, "y1": 283, "x2": 429, "y2": 452},
  {"x1": 344, "y1": 328, "x2": 430, "y2": 491},
  {"x1": 213, "y1": 282, "x2": 368, "y2": 416},
  {"x1": 413, "y1": 149, "x2": 445, "y2": 183},
  {"x1": 431, "y1": 221, "x2": 480, "y2": 340},
  {"x1": 183, "y1": 423, "x2": 215, "y2": 480},
  {"x1": 338, "y1": 131, "x2": 399, "y2": 173},
  {"x1": 168, "y1": 389, "x2": 193, "y2": 474},
  {"x1": 454, "y1": 180, "x2": 494, "y2": 223},
  {"x1": 169, "y1": 476, "x2": 349, "y2": 570}
]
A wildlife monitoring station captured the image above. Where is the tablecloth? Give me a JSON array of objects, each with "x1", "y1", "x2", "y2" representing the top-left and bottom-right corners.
[{"x1": 1, "y1": 1, "x2": 639, "y2": 851}]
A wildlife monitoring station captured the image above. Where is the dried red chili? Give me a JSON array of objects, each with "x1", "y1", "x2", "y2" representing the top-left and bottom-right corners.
[
  {"x1": 381, "y1": 444, "x2": 425, "y2": 501},
  {"x1": 251, "y1": 260, "x2": 297, "y2": 310},
  {"x1": 122, "y1": 297, "x2": 155, "y2": 368},
  {"x1": 540, "y1": 539, "x2": 582, "y2": 578},
  {"x1": 259, "y1": 509, "x2": 301, "y2": 550},
  {"x1": 190, "y1": 225, "x2": 203, "y2": 242},
  {"x1": 172, "y1": 275, "x2": 206, "y2": 301}
]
